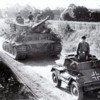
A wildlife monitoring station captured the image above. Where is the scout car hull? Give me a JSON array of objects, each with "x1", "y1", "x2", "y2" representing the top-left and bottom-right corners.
[{"x1": 51, "y1": 55, "x2": 100, "y2": 100}]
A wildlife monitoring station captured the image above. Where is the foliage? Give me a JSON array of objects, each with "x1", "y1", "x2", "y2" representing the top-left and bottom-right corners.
[
  {"x1": 61, "y1": 4, "x2": 100, "y2": 22},
  {"x1": 20, "y1": 5, "x2": 33, "y2": 19},
  {"x1": 63, "y1": 13, "x2": 74, "y2": 20},
  {"x1": 60, "y1": 4, "x2": 76, "y2": 20},
  {"x1": 33, "y1": 9, "x2": 41, "y2": 17},
  {"x1": 73, "y1": 6, "x2": 89, "y2": 21},
  {"x1": 2, "y1": 3, "x2": 100, "y2": 22},
  {"x1": 0, "y1": 10, "x2": 3, "y2": 18},
  {"x1": 53, "y1": 8, "x2": 64, "y2": 20},
  {"x1": 42, "y1": 8, "x2": 54, "y2": 19},
  {"x1": 89, "y1": 11, "x2": 100, "y2": 22}
]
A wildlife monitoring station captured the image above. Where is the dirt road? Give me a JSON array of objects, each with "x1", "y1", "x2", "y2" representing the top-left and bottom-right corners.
[
  {"x1": 0, "y1": 38, "x2": 100, "y2": 100},
  {"x1": 22, "y1": 56, "x2": 100, "y2": 100},
  {"x1": 0, "y1": 37, "x2": 72, "y2": 100}
]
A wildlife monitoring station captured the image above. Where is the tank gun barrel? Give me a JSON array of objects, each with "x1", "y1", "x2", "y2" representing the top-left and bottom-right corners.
[{"x1": 32, "y1": 16, "x2": 50, "y2": 30}]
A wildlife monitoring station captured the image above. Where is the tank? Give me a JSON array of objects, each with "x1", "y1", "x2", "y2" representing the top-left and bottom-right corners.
[{"x1": 3, "y1": 16, "x2": 62, "y2": 60}]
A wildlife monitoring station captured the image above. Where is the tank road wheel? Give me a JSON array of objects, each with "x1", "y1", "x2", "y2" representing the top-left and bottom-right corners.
[
  {"x1": 52, "y1": 71, "x2": 61, "y2": 88},
  {"x1": 13, "y1": 46, "x2": 27, "y2": 60},
  {"x1": 13, "y1": 47, "x2": 18, "y2": 59},
  {"x1": 49, "y1": 43, "x2": 62, "y2": 58},
  {"x1": 70, "y1": 81, "x2": 83, "y2": 100}
]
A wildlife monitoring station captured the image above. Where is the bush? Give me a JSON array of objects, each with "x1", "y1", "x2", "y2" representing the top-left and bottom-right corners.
[
  {"x1": 63, "y1": 13, "x2": 74, "y2": 20},
  {"x1": 61, "y1": 4, "x2": 100, "y2": 22},
  {"x1": 73, "y1": 6, "x2": 89, "y2": 21},
  {"x1": 89, "y1": 11, "x2": 100, "y2": 22},
  {"x1": 42, "y1": 8, "x2": 54, "y2": 19},
  {"x1": 60, "y1": 4, "x2": 76, "y2": 20},
  {"x1": 20, "y1": 5, "x2": 33, "y2": 19}
]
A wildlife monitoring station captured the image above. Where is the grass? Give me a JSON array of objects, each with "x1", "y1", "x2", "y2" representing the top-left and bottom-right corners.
[{"x1": 47, "y1": 20, "x2": 100, "y2": 59}]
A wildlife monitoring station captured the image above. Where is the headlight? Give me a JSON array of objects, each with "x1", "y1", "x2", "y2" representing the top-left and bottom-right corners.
[{"x1": 70, "y1": 62, "x2": 77, "y2": 70}]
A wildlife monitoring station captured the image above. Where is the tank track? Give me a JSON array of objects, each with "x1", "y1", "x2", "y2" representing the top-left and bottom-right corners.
[
  {"x1": 14, "y1": 46, "x2": 27, "y2": 60},
  {"x1": 49, "y1": 43, "x2": 62, "y2": 56},
  {"x1": 54, "y1": 43, "x2": 62, "y2": 54},
  {"x1": 3, "y1": 42, "x2": 27, "y2": 60}
]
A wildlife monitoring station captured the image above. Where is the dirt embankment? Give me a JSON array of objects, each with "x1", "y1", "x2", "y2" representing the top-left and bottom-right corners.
[{"x1": 47, "y1": 21, "x2": 100, "y2": 59}]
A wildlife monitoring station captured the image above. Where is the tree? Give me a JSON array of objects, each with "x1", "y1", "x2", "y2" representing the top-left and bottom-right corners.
[
  {"x1": 42, "y1": 8, "x2": 54, "y2": 19},
  {"x1": 73, "y1": 6, "x2": 89, "y2": 21},
  {"x1": 0, "y1": 10, "x2": 3, "y2": 18},
  {"x1": 4, "y1": 4, "x2": 22, "y2": 18},
  {"x1": 62, "y1": 13, "x2": 73, "y2": 20},
  {"x1": 60, "y1": 4, "x2": 76, "y2": 20},
  {"x1": 33, "y1": 8, "x2": 41, "y2": 18},
  {"x1": 89, "y1": 11, "x2": 100, "y2": 21},
  {"x1": 52, "y1": 7, "x2": 64, "y2": 20},
  {"x1": 20, "y1": 5, "x2": 33, "y2": 19}
]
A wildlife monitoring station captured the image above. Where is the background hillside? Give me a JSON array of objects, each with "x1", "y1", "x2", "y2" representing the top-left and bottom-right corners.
[{"x1": 47, "y1": 21, "x2": 100, "y2": 59}]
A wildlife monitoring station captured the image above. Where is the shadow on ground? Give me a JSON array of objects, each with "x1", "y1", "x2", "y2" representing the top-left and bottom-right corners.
[
  {"x1": 21, "y1": 56, "x2": 59, "y2": 67},
  {"x1": 0, "y1": 63, "x2": 35, "y2": 100},
  {"x1": 58, "y1": 86, "x2": 100, "y2": 100}
]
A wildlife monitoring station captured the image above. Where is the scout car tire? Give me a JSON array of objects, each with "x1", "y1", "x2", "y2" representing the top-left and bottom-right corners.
[
  {"x1": 52, "y1": 71, "x2": 61, "y2": 88},
  {"x1": 70, "y1": 81, "x2": 83, "y2": 100}
]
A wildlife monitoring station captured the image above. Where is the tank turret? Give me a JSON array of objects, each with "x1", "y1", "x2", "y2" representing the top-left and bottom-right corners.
[{"x1": 31, "y1": 16, "x2": 50, "y2": 30}]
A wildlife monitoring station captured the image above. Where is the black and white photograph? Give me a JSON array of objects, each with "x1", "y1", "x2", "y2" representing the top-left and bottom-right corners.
[{"x1": 0, "y1": 0, "x2": 100, "y2": 100}]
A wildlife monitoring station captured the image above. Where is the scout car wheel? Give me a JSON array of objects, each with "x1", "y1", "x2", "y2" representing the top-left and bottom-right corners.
[
  {"x1": 70, "y1": 81, "x2": 83, "y2": 100},
  {"x1": 52, "y1": 71, "x2": 61, "y2": 88}
]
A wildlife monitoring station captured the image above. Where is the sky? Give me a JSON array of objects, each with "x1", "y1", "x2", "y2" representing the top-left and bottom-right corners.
[{"x1": 0, "y1": 0, "x2": 100, "y2": 9}]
